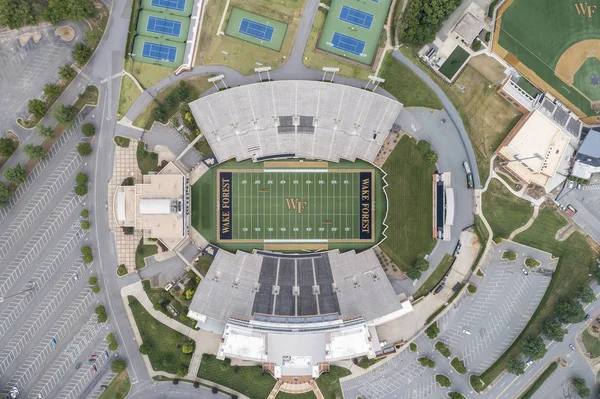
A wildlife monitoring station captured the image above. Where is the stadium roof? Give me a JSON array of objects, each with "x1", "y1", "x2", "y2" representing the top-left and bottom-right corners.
[{"x1": 188, "y1": 80, "x2": 402, "y2": 164}]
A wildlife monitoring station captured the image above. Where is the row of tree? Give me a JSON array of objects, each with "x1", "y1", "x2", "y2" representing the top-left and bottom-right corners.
[
  {"x1": 400, "y1": 0, "x2": 462, "y2": 45},
  {"x1": 0, "y1": 0, "x2": 95, "y2": 29}
]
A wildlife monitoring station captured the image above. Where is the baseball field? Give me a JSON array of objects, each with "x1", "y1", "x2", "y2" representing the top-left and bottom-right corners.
[
  {"x1": 494, "y1": 0, "x2": 600, "y2": 117},
  {"x1": 192, "y1": 159, "x2": 386, "y2": 253}
]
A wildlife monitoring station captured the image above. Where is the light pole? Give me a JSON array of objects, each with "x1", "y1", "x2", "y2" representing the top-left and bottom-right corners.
[{"x1": 0, "y1": 282, "x2": 35, "y2": 303}]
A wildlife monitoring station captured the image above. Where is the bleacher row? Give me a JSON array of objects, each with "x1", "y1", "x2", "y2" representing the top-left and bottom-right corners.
[{"x1": 188, "y1": 80, "x2": 403, "y2": 163}]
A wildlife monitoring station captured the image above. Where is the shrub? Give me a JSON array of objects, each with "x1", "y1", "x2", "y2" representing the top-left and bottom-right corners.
[
  {"x1": 435, "y1": 341, "x2": 451, "y2": 358},
  {"x1": 81, "y1": 209, "x2": 89, "y2": 218},
  {"x1": 448, "y1": 393, "x2": 466, "y2": 399},
  {"x1": 476, "y1": 269, "x2": 484, "y2": 277},
  {"x1": 417, "y1": 357, "x2": 435, "y2": 368},
  {"x1": 111, "y1": 359, "x2": 126, "y2": 373},
  {"x1": 106, "y1": 333, "x2": 116, "y2": 342},
  {"x1": 89, "y1": 276, "x2": 97, "y2": 285},
  {"x1": 76, "y1": 172, "x2": 88, "y2": 185},
  {"x1": 451, "y1": 357, "x2": 467, "y2": 374},
  {"x1": 82, "y1": 123, "x2": 96, "y2": 137},
  {"x1": 28, "y1": 99, "x2": 46, "y2": 118},
  {"x1": 425, "y1": 322, "x2": 439, "y2": 339},
  {"x1": 142, "y1": 279, "x2": 151, "y2": 291},
  {"x1": 416, "y1": 140, "x2": 431, "y2": 153},
  {"x1": 114, "y1": 136, "x2": 130, "y2": 147},
  {"x1": 164, "y1": 96, "x2": 176, "y2": 109},
  {"x1": 425, "y1": 150, "x2": 438, "y2": 164},
  {"x1": 177, "y1": 366, "x2": 187, "y2": 377},
  {"x1": 211, "y1": 387, "x2": 219, "y2": 394},
  {"x1": 81, "y1": 220, "x2": 90, "y2": 230},
  {"x1": 502, "y1": 250, "x2": 517, "y2": 261},
  {"x1": 122, "y1": 226, "x2": 134, "y2": 235},
  {"x1": 182, "y1": 341, "x2": 195, "y2": 354},
  {"x1": 525, "y1": 257, "x2": 539, "y2": 267},
  {"x1": 572, "y1": 378, "x2": 590, "y2": 398},
  {"x1": 471, "y1": 39, "x2": 482, "y2": 51},
  {"x1": 121, "y1": 177, "x2": 134, "y2": 186},
  {"x1": 467, "y1": 284, "x2": 477, "y2": 294},
  {"x1": 117, "y1": 264, "x2": 127, "y2": 276},
  {"x1": 415, "y1": 258, "x2": 430, "y2": 271},
  {"x1": 435, "y1": 374, "x2": 451, "y2": 388},
  {"x1": 75, "y1": 184, "x2": 88, "y2": 196},
  {"x1": 139, "y1": 342, "x2": 153, "y2": 355},
  {"x1": 95, "y1": 305, "x2": 106, "y2": 314},
  {"x1": 406, "y1": 267, "x2": 421, "y2": 280},
  {"x1": 77, "y1": 142, "x2": 93, "y2": 156},
  {"x1": 193, "y1": 382, "x2": 200, "y2": 388},
  {"x1": 152, "y1": 106, "x2": 167, "y2": 123},
  {"x1": 172, "y1": 378, "x2": 179, "y2": 385},
  {"x1": 470, "y1": 375, "x2": 484, "y2": 392},
  {"x1": 53, "y1": 104, "x2": 78, "y2": 125},
  {"x1": 92, "y1": 285, "x2": 100, "y2": 293},
  {"x1": 97, "y1": 312, "x2": 108, "y2": 323},
  {"x1": 409, "y1": 343, "x2": 417, "y2": 352}
]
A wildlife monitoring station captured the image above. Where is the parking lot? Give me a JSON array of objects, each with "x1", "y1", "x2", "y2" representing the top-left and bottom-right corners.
[
  {"x1": 0, "y1": 23, "x2": 84, "y2": 134},
  {"x1": 0, "y1": 107, "x2": 117, "y2": 398},
  {"x1": 341, "y1": 241, "x2": 554, "y2": 399},
  {"x1": 557, "y1": 186, "x2": 600, "y2": 244}
]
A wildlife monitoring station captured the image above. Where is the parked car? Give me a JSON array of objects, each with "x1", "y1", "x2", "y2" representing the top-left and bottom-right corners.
[
  {"x1": 462, "y1": 329, "x2": 471, "y2": 335},
  {"x1": 526, "y1": 359, "x2": 533, "y2": 366},
  {"x1": 568, "y1": 180, "x2": 575, "y2": 189},
  {"x1": 92, "y1": 364, "x2": 97, "y2": 373},
  {"x1": 75, "y1": 362, "x2": 81, "y2": 369},
  {"x1": 50, "y1": 338, "x2": 57, "y2": 347},
  {"x1": 584, "y1": 314, "x2": 591, "y2": 321},
  {"x1": 521, "y1": 268, "x2": 529, "y2": 276},
  {"x1": 570, "y1": 344, "x2": 576, "y2": 350}
]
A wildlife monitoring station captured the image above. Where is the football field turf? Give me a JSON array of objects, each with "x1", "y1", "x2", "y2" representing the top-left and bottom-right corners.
[{"x1": 192, "y1": 159, "x2": 385, "y2": 252}]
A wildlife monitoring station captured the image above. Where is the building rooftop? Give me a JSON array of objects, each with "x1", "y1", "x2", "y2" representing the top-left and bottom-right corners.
[{"x1": 453, "y1": 12, "x2": 484, "y2": 45}]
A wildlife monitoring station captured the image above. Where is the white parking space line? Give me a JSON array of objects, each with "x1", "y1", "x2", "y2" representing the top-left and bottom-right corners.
[{"x1": 56, "y1": 345, "x2": 114, "y2": 399}]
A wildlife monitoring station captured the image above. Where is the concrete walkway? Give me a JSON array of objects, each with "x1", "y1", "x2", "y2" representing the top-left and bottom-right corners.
[{"x1": 508, "y1": 204, "x2": 540, "y2": 240}]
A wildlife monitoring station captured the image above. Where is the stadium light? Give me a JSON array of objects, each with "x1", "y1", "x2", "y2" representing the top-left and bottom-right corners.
[
  {"x1": 365, "y1": 75, "x2": 385, "y2": 91},
  {"x1": 322, "y1": 67, "x2": 340, "y2": 82},
  {"x1": 255, "y1": 66, "x2": 272, "y2": 82}
]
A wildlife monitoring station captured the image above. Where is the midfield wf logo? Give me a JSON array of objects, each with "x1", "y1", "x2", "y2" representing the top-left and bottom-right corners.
[
  {"x1": 285, "y1": 198, "x2": 308, "y2": 214},
  {"x1": 574, "y1": 2, "x2": 597, "y2": 18}
]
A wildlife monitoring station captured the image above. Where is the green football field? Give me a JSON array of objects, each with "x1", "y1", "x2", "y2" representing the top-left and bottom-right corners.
[
  {"x1": 497, "y1": 0, "x2": 600, "y2": 115},
  {"x1": 192, "y1": 159, "x2": 386, "y2": 252},
  {"x1": 225, "y1": 7, "x2": 288, "y2": 51}
]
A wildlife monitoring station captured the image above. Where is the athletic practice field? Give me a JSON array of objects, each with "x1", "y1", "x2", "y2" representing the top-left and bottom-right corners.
[
  {"x1": 494, "y1": 0, "x2": 600, "y2": 116},
  {"x1": 192, "y1": 159, "x2": 386, "y2": 253},
  {"x1": 225, "y1": 8, "x2": 288, "y2": 51},
  {"x1": 316, "y1": 0, "x2": 392, "y2": 65}
]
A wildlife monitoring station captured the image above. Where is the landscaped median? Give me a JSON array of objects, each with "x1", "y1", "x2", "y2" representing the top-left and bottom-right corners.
[
  {"x1": 97, "y1": 370, "x2": 131, "y2": 399},
  {"x1": 517, "y1": 361, "x2": 557, "y2": 399}
]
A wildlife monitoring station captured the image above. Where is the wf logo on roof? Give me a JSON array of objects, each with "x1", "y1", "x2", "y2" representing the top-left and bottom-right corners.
[
  {"x1": 574, "y1": 3, "x2": 597, "y2": 18},
  {"x1": 285, "y1": 198, "x2": 307, "y2": 214}
]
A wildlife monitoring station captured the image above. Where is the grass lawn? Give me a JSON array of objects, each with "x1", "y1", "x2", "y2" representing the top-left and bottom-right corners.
[
  {"x1": 97, "y1": 371, "x2": 131, "y2": 399},
  {"x1": 124, "y1": 57, "x2": 173, "y2": 90},
  {"x1": 399, "y1": 46, "x2": 522, "y2": 183},
  {"x1": 118, "y1": 75, "x2": 142, "y2": 120},
  {"x1": 197, "y1": 354, "x2": 276, "y2": 399},
  {"x1": 136, "y1": 141, "x2": 159, "y2": 174},
  {"x1": 413, "y1": 254, "x2": 456, "y2": 298},
  {"x1": 127, "y1": 296, "x2": 192, "y2": 374},
  {"x1": 315, "y1": 366, "x2": 351, "y2": 399},
  {"x1": 135, "y1": 238, "x2": 158, "y2": 269},
  {"x1": 303, "y1": 9, "x2": 373, "y2": 81},
  {"x1": 479, "y1": 208, "x2": 597, "y2": 386},
  {"x1": 582, "y1": 330, "x2": 600, "y2": 358},
  {"x1": 439, "y1": 46, "x2": 470, "y2": 79},
  {"x1": 356, "y1": 356, "x2": 381, "y2": 369},
  {"x1": 133, "y1": 77, "x2": 213, "y2": 129},
  {"x1": 194, "y1": 255, "x2": 214, "y2": 276},
  {"x1": 482, "y1": 179, "x2": 533, "y2": 239},
  {"x1": 277, "y1": 392, "x2": 317, "y2": 399},
  {"x1": 380, "y1": 136, "x2": 436, "y2": 271},
  {"x1": 195, "y1": 0, "x2": 305, "y2": 75},
  {"x1": 73, "y1": 85, "x2": 99, "y2": 112},
  {"x1": 379, "y1": 54, "x2": 443, "y2": 109},
  {"x1": 195, "y1": 137, "x2": 214, "y2": 157}
]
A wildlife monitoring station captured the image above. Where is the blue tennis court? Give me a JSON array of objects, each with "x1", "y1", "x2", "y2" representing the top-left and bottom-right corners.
[
  {"x1": 339, "y1": 6, "x2": 374, "y2": 29},
  {"x1": 147, "y1": 16, "x2": 182, "y2": 36},
  {"x1": 239, "y1": 18, "x2": 274, "y2": 42},
  {"x1": 331, "y1": 32, "x2": 365, "y2": 55},
  {"x1": 151, "y1": 0, "x2": 186, "y2": 11},
  {"x1": 142, "y1": 42, "x2": 178, "y2": 62}
]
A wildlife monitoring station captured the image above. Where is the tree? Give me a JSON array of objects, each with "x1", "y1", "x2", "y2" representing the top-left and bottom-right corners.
[
  {"x1": 38, "y1": 125, "x2": 56, "y2": 139},
  {"x1": 556, "y1": 297, "x2": 586, "y2": 324},
  {"x1": 417, "y1": 357, "x2": 435, "y2": 368},
  {"x1": 106, "y1": 333, "x2": 115, "y2": 342},
  {"x1": 92, "y1": 284, "x2": 100, "y2": 293},
  {"x1": 23, "y1": 144, "x2": 46, "y2": 161},
  {"x1": 95, "y1": 305, "x2": 106, "y2": 314},
  {"x1": 0, "y1": 181, "x2": 13, "y2": 207},
  {"x1": 111, "y1": 359, "x2": 126, "y2": 373},
  {"x1": 521, "y1": 336, "x2": 546, "y2": 360},
  {"x1": 43, "y1": 83, "x2": 60, "y2": 101},
  {"x1": 81, "y1": 209, "x2": 89, "y2": 218},
  {"x1": 53, "y1": 104, "x2": 78, "y2": 125},
  {"x1": 175, "y1": 83, "x2": 189, "y2": 101},
  {"x1": 435, "y1": 374, "x2": 451, "y2": 388},
  {"x1": 75, "y1": 184, "x2": 88, "y2": 196},
  {"x1": 82, "y1": 123, "x2": 95, "y2": 137},
  {"x1": 406, "y1": 268, "x2": 421, "y2": 280},
  {"x1": 425, "y1": 322, "x2": 440, "y2": 339},
  {"x1": 152, "y1": 107, "x2": 167, "y2": 123},
  {"x1": 0, "y1": 137, "x2": 16, "y2": 157},
  {"x1": 211, "y1": 387, "x2": 219, "y2": 394},
  {"x1": 415, "y1": 258, "x2": 430, "y2": 271},
  {"x1": 28, "y1": 99, "x2": 46, "y2": 118},
  {"x1": 3, "y1": 164, "x2": 27, "y2": 184},
  {"x1": 81, "y1": 220, "x2": 90, "y2": 230},
  {"x1": 506, "y1": 355, "x2": 525, "y2": 375},
  {"x1": 177, "y1": 366, "x2": 187, "y2": 377},
  {"x1": 182, "y1": 341, "x2": 195, "y2": 354},
  {"x1": 572, "y1": 378, "x2": 590, "y2": 398},
  {"x1": 58, "y1": 64, "x2": 77, "y2": 81},
  {"x1": 416, "y1": 140, "x2": 431, "y2": 153},
  {"x1": 108, "y1": 341, "x2": 118, "y2": 351},
  {"x1": 77, "y1": 142, "x2": 93, "y2": 156},
  {"x1": 89, "y1": 276, "x2": 97, "y2": 285},
  {"x1": 542, "y1": 317, "x2": 567, "y2": 342},
  {"x1": 400, "y1": 0, "x2": 461, "y2": 44},
  {"x1": 425, "y1": 150, "x2": 438, "y2": 164},
  {"x1": 139, "y1": 342, "x2": 153, "y2": 355},
  {"x1": 97, "y1": 312, "x2": 108, "y2": 323},
  {"x1": 76, "y1": 172, "x2": 88, "y2": 185},
  {"x1": 72, "y1": 42, "x2": 92, "y2": 65},
  {"x1": 576, "y1": 284, "x2": 596, "y2": 304},
  {"x1": 170, "y1": 331, "x2": 180, "y2": 343},
  {"x1": 164, "y1": 96, "x2": 176, "y2": 109},
  {"x1": 85, "y1": 28, "x2": 102, "y2": 48}
]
